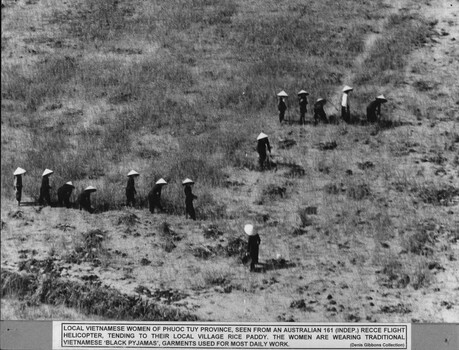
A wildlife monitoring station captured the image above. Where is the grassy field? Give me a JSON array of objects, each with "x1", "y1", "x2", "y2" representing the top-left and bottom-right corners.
[{"x1": 1, "y1": 0, "x2": 458, "y2": 322}]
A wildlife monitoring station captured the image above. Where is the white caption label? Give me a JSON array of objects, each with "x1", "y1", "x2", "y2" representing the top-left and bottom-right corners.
[{"x1": 53, "y1": 322, "x2": 410, "y2": 350}]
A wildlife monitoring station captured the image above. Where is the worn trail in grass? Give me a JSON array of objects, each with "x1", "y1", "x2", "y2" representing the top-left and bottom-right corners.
[{"x1": 330, "y1": 0, "x2": 401, "y2": 110}]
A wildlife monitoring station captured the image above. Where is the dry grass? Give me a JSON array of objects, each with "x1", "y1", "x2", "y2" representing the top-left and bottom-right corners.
[
  {"x1": 1, "y1": 298, "x2": 99, "y2": 320},
  {"x1": 1, "y1": 268, "x2": 198, "y2": 321},
  {"x1": 1, "y1": 0, "x2": 458, "y2": 322}
]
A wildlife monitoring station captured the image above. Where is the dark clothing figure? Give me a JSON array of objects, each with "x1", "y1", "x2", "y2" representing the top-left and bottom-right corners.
[
  {"x1": 247, "y1": 234, "x2": 261, "y2": 271},
  {"x1": 366, "y1": 100, "x2": 382, "y2": 123},
  {"x1": 278, "y1": 98, "x2": 287, "y2": 123},
  {"x1": 148, "y1": 184, "x2": 163, "y2": 213},
  {"x1": 126, "y1": 176, "x2": 137, "y2": 207},
  {"x1": 341, "y1": 106, "x2": 350, "y2": 123},
  {"x1": 341, "y1": 93, "x2": 351, "y2": 123},
  {"x1": 58, "y1": 184, "x2": 74, "y2": 208},
  {"x1": 14, "y1": 175, "x2": 23, "y2": 205},
  {"x1": 313, "y1": 100, "x2": 328, "y2": 125},
  {"x1": 38, "y1": 176, "x2": 51, "y2": 206},
  {"x1": 184, "y1": 185, "x2": 197, "y2": 220},
  {"x1": 78, "y1": 191, "x2": 94, "y2": 213},
  {"x1": 299, "y1": 96, "x2": 308, "y2": 125},
  {"x1": 257, "y1": 138, "x2": 272, "y2": 170}
]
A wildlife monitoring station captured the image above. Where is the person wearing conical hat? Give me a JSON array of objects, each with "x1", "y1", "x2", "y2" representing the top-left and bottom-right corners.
[
  {"x1": 298, "y1": 90, "x2": 309, "y2": 125},
  {"x1": 313, "y1": 98, "x2": 328, "y2": 125},
  {"x1": 256, "y1": 132, "x2": 272, "y2": 171},
  {"x1": 245, "y1": 224, "x2": 261, "y2": 272},
  {"x1": 38, "y1": 169, "x2": 53, "y2": 206},
  {"x1": 366, "y1": 95, "x2": 388, "y2": 123},
  {"x1": 182, "y1": 178, "x2": 197, "y2": 220},
  {"x1": 78, "y1": 186, "x2": 96, "y2": 213},
  {"x1": 13, "y1": 167, "x2": 26, "y2": 206},
  {"x1": 341, "y1": 85, "x2": 353, "y2": 123},
  {"x1": 148, "y1": 178, "x2": 167, "y2": 214},
  {"x1": 277, "y1": 91, "x2": 288, "y2": 124},
  {"x1": 126, "y1": 170, "x2": 139, "y2": 207},
  {"x1": 57, "y1": 181, "x2": 75, "y2": 208}
]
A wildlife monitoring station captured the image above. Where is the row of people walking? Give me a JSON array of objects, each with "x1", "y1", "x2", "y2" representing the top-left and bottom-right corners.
[
  {"x1": 12, "y1": 131, "x2": 273, "y2": 215},
  {"x1": 14, "y1": 167, "x2": 98, "y2": 212},
  {"x1": 14, "y1": 166, "x2": 261, "y2": 271},
  {"x1": 277, "y1": 86, "x2": 388, "y2": 125},
  {"x1": 12, "y1": 168, "x2": 197, "y2": 220}
]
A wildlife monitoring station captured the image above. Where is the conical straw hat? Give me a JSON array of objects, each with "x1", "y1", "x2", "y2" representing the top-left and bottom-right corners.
[
  {"x1": 13, "y1": 167, "x2": 26, "y2": 176},
  {"x1": 244, "y1": 224, "x2": 255, "y2": 236},
  {"x1": 376, "y1": 94, "x2": 387, "y2": 102},
  {"x1": 127, "y1": 170, "x2": 140, "y2": 177},
  {"x1": 316, "y1": 98, "x2": 326, "y2": 103},
  {"x1": 277, "y1": 90, "x2": 288, "y2": 97},
  {"x1": 297, "y1": 90, "x2": 309, "y2": 95},
  {"x1": 342, "y1": 85, "x2": 353, "y2": 92},
  {"x1": 182, "y1": 178, "x2": 194, "y2": 185},
  {"x1": 257, "y1": 132, "x2": 268, "y2": 140},
  {"x1": 42, "y1": 169, "x2": 54, "y2": 177},
  {"x1": 65, "y1": 181, "x2": 75, "y2": 188},
  {"x1": 84, "y1": 186, "x2": 97, "y2": 192},
  {"x1": 156, "y1": 178, "x2": 167, "y2": 185}
]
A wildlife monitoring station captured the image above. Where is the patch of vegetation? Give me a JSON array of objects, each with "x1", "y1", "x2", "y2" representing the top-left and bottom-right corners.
[
  {"x1": 324, "y1": 182, "x2": 346, "y2": 195},
  {"x1": 18, "y1": 257, "x2": 57, "y2": 275},
  {"x1": 380, "y1": 259, "x2": 410, "y2": 289},
  {"x1": 410, "y1": 261, "x2": 432, "y2": 290},
  {"x1": 116, "y1": 213, "x2": 139, "y2": 226},
  {"x1": 279, "y1": 162, "x2": 306, "y2": 178},
  {"x1": 378, "y1": 255, "x2": 431, "y2": 290},
  {"x1": 262, "y1": 258, "x2": 296, "y2": 271},
  {"x1": 413, "y1": 80, "x2": 438, "y2": 92},
  {"x1": 2, "y1": 56, "x2": 78, "y2": 111},
  {"x1": 190, "y1": 266, "x2": 234, "y2": 291},
  {"x1": 1, "y1": 269, "x2": 197, "y2": 321},
  {"x1": 290, "y1": 299, "x2": 315, "y2": 312},
  {"x1": 190, "y1": 245, "x2": 217, "y2": 260},
  {"x1": 63, "y1": 229, "x2": 109, "y2": 265},
  {"x1": 1, "y1": 270, "x2": 37, "y2": 298},
  {"x1": 49, "y1": 0, "x2": 135, "y2": 42},
  {"x1": 258, "y1": 183, "x2": 288, "y2": 204},
  {"x1": 158, "y1": 222, "x2": 182, "y2": 242},
  {"x1": 297, "y1": 207, "x2": 314, "y2": 227},
  {"x1": 203, "y1": 224, "x2": 224, "y2": 239},
  {"x1": 346, "y1": 182, "x2": 371, "y2": 201},
  {"x1": 324, "y1": 179, "x2": 371, "y2": 200},
  {"x1": 225, "y1": 237, "x2": 246, "y2": 258},
  {"x1": 318, "y1": 141, "x2": 338, "y2": 151},
  {"x1": 402, "y1": 230, "x2": 436, "y2": 256},
  {"x1": 380, "y1": 303, "x2": 412, "y2": 314},
  {"x1": 134, "y1": 285, "x2": 188, "y2": 304},
  {"x1": 202, "y1": 269, "x2": 232, "y2": 286},
  {"x1": 416, "y1": 183, "x2": 459, "y2": 206},
  {"x1": 1, "y1": 297, "x2": 96, "y2": 320}
]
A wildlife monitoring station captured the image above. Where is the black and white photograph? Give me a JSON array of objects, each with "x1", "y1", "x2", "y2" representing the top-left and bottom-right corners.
[{"x1": 1, "y1": 0, "x2": 458, "y2": 347}]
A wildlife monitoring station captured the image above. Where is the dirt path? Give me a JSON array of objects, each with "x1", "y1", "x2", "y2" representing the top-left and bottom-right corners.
[{"x1": 328, "y1": 0, "x2": 409, "y2": 113}]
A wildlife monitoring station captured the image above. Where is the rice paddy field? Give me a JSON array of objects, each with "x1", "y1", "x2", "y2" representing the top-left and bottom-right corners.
[{"x1": 1, "y1": 0, "x2": 458, "y2": 323}]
